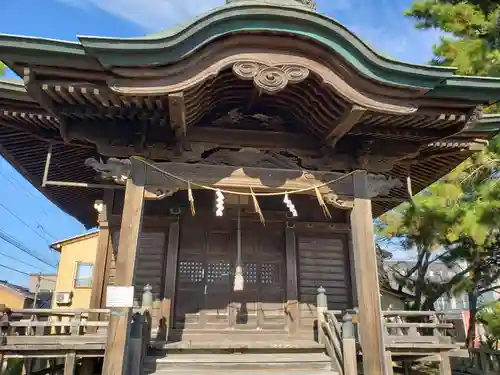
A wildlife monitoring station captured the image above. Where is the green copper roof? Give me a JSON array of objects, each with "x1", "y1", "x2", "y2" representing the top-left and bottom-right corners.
[
  {"x1": 1, "y1": 1, "x2": 500, "y2": 100},
  {"x1": 226, "y1": 0, "x2": 317, "y2": 9}
]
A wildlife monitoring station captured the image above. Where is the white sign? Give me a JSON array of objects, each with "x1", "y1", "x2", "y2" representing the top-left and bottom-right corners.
[{"x1": 106, "y1": 286, "x2": 134, "y2": 308}]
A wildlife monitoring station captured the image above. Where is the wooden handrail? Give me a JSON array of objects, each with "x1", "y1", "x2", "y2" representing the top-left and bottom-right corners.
[
  {"x1": 10, "y1": 308, "x2": 110, "y2": 315},
  {"x1": 383, "y1": 310, "x2": 445, "y2": 317},
  {"x1": 322, "y1": 311, "x2": 344, "y2": 375}
]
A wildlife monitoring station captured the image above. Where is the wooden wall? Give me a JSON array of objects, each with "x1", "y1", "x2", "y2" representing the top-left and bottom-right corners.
[
  {"x1": 294, "y1": 223, "x2": 352, "y2": 331},
  {"x1": 104, "y1": 192, "x2": 355, "y2": 335}
]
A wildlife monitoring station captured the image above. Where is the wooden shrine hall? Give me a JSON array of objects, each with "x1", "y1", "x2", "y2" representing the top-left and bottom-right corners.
[{"x1": 1, "y1": 1, "x2": 500, "y2": 375}]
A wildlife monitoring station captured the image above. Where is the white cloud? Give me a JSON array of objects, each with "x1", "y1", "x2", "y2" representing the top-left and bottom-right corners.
[
  {"x1": 58, "y1": 0, "x2": 441, "y2": 64},
  {"x1": 316, "y1": 0, "x2": 352, "y2": 11},
  {"x1": 59, "y1": 0, "x2": 225, "y2": 31}
]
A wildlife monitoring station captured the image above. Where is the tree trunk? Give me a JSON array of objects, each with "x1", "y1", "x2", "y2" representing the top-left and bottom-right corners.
[
  {"x1": 466, "y1": 292, "x2": 478, "y2": 349},
  {"x1": 413, "y1": 250, "x2": 431, "y2": 310}
]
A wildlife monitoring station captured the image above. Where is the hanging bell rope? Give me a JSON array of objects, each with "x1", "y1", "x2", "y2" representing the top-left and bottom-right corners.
[{"x1": 233, "y1": 197, "x2": 244, "y2": 292}]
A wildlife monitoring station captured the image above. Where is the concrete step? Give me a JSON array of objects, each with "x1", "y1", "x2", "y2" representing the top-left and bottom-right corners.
[{"x1": 143, "y1": 352, "x2": 338, "y2": 374}]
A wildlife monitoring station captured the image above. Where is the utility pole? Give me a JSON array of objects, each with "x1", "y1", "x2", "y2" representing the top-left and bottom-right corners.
[{"x1": 32, "y1": 272, "x2": 41, "y2": 308}]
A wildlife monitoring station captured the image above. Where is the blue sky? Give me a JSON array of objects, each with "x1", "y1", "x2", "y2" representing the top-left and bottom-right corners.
[{"x1": 0, "y1": 0, "x2": 439, "y2": 286}]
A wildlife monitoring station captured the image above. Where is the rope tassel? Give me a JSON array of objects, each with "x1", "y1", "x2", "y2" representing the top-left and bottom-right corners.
[
  {"x1": 250, "y1": 188, "x2": 265, "y2": 225},
  {"x1": 315, "y1": 186, "x2": 331, "y2": 219},
  {"x1": 234, "y1": 200, "x2": 244, "y2": 291},
  {"x1": 188, "y1": 182, "x2": 196, "y2": 216}
]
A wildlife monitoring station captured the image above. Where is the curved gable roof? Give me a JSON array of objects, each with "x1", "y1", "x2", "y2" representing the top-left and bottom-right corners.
[{"x1": 1, "y1": 1, "x2": 500, "y2": 102}]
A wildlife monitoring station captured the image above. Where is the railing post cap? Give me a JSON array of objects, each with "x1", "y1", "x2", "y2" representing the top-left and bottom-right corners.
[
  {"x1": 317, "y1": 286, "x2": 326, "y2": 294},
  {"x1": 143, "y1": 284, "x2": 152, "y2": 292}
]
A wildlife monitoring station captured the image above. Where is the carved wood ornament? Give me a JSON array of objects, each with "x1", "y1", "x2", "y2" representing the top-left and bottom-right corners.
[
  {"x1": 232, "y1": 62, "x2": 309, "y2": 94},
  {"x1": 85, "y1": 157, "x2": 403, "y2": 208},
  {"x1": 108, "y1": 50, "x2": 418, "y2": 115}
]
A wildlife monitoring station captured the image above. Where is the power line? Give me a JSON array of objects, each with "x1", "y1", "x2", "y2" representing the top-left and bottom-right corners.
[
  {"x1": 0, "y1": 229, "x2": 57, "y2": 269},
  {"x1": 0, "y1": 167, "x2": 59, "y2": 241},
  {"x1": 0, "y1": 264, "x2": 57, "y2": 283},
  {"x1": 0, "y1": 201, "x2": 55, "y2": 244},
  {"x1": 0, "y1": 168, "x2": 63, "y2": 265},
  {"x1": 0, "y1": 249, "x2": 46, "y2": 271},
  {"x1": 0, "y1": 168, "x2": 53, "y2": 222}
]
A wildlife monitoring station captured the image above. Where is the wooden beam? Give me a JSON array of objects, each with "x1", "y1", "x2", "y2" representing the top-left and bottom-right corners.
[
  {"x1": 350, "y1": 170, "x2": 386, "y2": 375},
  {"x1": 136, "y1": 160, "x2": 354, "y2": 197},
  {"x1": 325, "y1": 105, "x2": 366, "y2": 146},
  {"x1": 102, "y1": 164, "x2": 146, "y2": 375},
  {"x1": 88, "y1": 191, "x2": 114, "y2": 331},
  {"x1": 168, "y1": 92, "x2": 186, "y2": 137},
  {"x1": 187, "y1": 127, "x2": 318, "y2": 153}
]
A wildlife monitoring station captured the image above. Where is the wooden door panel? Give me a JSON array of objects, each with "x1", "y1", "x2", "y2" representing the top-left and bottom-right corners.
[
  {"x1": 175, "y1": 216, "x2": 286, "y2": 331},
  {"x1": 297, "y1": 234, "x2": 350, "y2": 330},
  {"x1": 204, "y1": 225, "x2": 233, "y2": 327},
  {"x1": 174, "y1": 223, "x2": 205, "y2": 328},
  {"x1": 258, "y1": 224, "x2": 286, "y2": 329}
]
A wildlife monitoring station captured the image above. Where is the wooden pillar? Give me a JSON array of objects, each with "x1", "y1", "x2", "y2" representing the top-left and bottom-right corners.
[
  {"x1": 89, "y1": 191, "x2": 114, "y2": 328},
  {"x1": 439, "y1": 354, "x2": 452, "y2": 375},
  {"x1": 285, "y1": 222, "x2": 299, "y2": 334},
  {"x1": 350, "y1": 170, "x2": 386, "y2": 375},
  {"x1": 63, "y1": 353, "x2": 76, "y2": 375},
  {"x1": 384, "y1": 352, "x2": 394, "y2": 375},
  {"x1": 342, "y1": 311, "x2": 358, "y2": 375},
  {"x1": 162, "y1": 219, "x2": 180, "y2": 340},
  {"x1": 102, "y1": 163, "x2": 146, "y2": 375}
]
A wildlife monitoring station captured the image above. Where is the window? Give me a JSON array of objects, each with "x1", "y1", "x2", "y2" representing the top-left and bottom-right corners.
[{"x1": 74, "y1": 263, "x2": 93, "y2": 288}]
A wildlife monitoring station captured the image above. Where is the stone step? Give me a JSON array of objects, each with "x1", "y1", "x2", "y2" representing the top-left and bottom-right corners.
[
  {"x1": 144, "y1": 352, "x2": 337, "y2": 374},
  {"x1": 148, "y1": 371, "x2": 337, "y2": 375},
  {"x1": 165, "y1": 329, "x2": 316, "y2": 344},
  {"x1": 149, "y1": 339, "x2": 325, "y2": 354}
]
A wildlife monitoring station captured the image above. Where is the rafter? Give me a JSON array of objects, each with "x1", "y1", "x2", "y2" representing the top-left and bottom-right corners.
[
  {"x1": 23, "y1": 68, "x2": 70, "y2": 142},
  {"x1": 325, "y1": 105, "x2": 366, "y2": 147},
  {"x1": 168, "y1": 92, "x2": 186, "y2": 137}
]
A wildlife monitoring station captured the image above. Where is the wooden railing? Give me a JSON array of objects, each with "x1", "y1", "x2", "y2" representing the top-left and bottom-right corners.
[
  {"x1": 1, "y1": 308, "x2": 110, "y2": 349},
  {"x1": 383, "y1": 310, "x2": 454, "y2": 345},
  {"x1": 316, "y1": 287, "x2": 358, "y2": 375},
  {"x1": 0, "y1": 285, "x2": 155, "y2": 375},
  {"x1": 315, "y1": 288, "x2": 461, "y2": 375},
  {"x1": 452, "y1": 348, "x2": 500, "y2": 375}
]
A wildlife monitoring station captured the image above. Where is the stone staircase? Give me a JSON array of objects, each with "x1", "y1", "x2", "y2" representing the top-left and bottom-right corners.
[{"x1": 143, "y1": 329, "x2": 338, "y2": 375}]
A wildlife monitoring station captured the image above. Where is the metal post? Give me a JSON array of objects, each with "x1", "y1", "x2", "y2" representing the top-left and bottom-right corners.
[
  {"x1": 41, "y1": 143, "x2": 53, "y2": 187},
  {"x1": 32, "y1": 273, "x2": 41, "y2": 308}
]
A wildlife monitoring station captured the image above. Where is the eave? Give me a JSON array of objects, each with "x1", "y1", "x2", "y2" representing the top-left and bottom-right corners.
[
  {"x1": 0, "y1": 2, "x2": 500, "y2": 226},
  {"x1": 1, "y1": 2, "x2": 500, "y2": 102}
]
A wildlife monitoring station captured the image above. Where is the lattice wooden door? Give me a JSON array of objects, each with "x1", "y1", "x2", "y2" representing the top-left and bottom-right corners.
[
  {"x1": 174, "y1": 216, "x2": 286, "y2": 330},
  {"x1": 229, "y1": 220, "x2": 286, "y2": 330},
  {"x1": 174, "y1": 216, "x2": 234, "y2": 329}
]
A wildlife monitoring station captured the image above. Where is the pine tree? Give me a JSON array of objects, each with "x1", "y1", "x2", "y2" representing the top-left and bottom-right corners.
[{"x1": 406, "y1": 1, "x2": 500, "y2": 76}]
